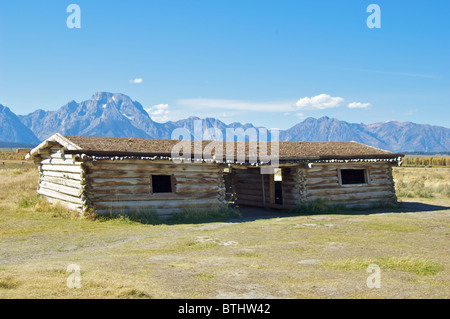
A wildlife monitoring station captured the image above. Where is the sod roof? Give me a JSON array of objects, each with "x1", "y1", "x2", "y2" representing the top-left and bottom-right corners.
[{"x1": 61, "y1": 135, "x2": 402, "y2": 160}]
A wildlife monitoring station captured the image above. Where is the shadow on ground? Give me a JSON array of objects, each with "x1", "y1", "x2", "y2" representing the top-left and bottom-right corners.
[
  {"x1": 230, "y1": 201, "x2": 450, "y2": 223},
  {"x1": 100, "y1": 202, "x2": 449, "y2": 225}
]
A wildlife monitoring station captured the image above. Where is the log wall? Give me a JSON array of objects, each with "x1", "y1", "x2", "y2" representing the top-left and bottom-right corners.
[
  {"x1": 35, "y1": 147, "x2": 398, "y2": 215},
  {"x1": 83, "y1": 159, "x2": 225, "y2": 217},
  {"x1": 281, "y1": 167, "x2": 304, "y2": 209},
  {"x1": 36, "y1": 148, "x2": 84, "y2": 212},
  {"x1": 303, "y1": 162, "x2": 397, "y2": 207}
]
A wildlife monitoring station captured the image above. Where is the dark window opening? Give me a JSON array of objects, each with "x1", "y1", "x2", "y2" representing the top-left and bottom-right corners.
[
  {"x1": 152, "y1": 175, "x2": 173, "y2": 193},
  {"x1": 340, "y1": 169, "x2": 366, "y2": 185}
]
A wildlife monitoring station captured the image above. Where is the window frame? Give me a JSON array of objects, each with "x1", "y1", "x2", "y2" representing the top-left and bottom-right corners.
[
  {"x1": 149, "y1": 174, "x2": 176, "y2": 194},
  {"x1": 337, "y1": 168, "x2": 370, "y2": 186}
]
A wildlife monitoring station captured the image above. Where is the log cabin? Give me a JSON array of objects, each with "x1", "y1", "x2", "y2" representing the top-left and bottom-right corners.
[{"x1": 26, "y1": 134, "x2": 404, "y2": 217}]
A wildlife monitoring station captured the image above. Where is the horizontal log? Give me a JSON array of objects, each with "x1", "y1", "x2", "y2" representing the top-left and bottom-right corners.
[
  {"x1": 40, "y1": 176, "x2": 82, "y2": 189},
  {"x1": 369, "y1": 174, "x2": 391, "y2": 181},
  {"x1": 85, "y1": 162, "x2": 220, "y2": 173},
  {"x1": 88, "y1": 170, "x2": 219, "y2": 179},
  {"x1": 37, "y1": 187, "x2": 82, "y2": 205},
  {"x1": 49, "y1": 152, "x2": 75, "y2": 160},
  {"x1": 88, "y1": 183, "x2": 220, "y2": 195},
  {"x1": 40, "y1": 158, "x2": 83, "y2": 166},
  {"x1": 91, "y1": 176, "x2": 221, "y2": 188},
  {"x1": 89, "y1": 192, "x2": 219, "y2": 202},
  {"x1": 369, "y1": 179, "x2": 393, "y2": 185},
  {"x1": 39, "y1": 181, "x2": 82, "y2": 197},
  {"x1": 93, "y1": 204, "x2": 225, "y2": 217},
  {"x1": 328, "y1": 197, "x2": 396, "y2": 206},
  {"x1": 46, "y1": 197, "x2": 82, "y2": 212},
  {"x1": 40, "y1": 170, "x2": 82, "y2": 181},
  {"x1": 368, "y1": 169, "x2": 389, "y2": 175},
  {"x1": 306, "y1": 185, "x2": 393, "y2": 197},
  {"x1": 176, "y1": 178, "x2": 219, "y2": 186},
  {"x1": 306, "y1": 179, "x2": 339, "y2": 187},
  {"x1": 89, "y1": 185, "x2": 150, "y2": 194},
  {"x1": 41, "y1": 164, "x2": 82, "y2": 174},
  {"x1": 90, "y1": 177, "x2": 150, "y2": 187},
  {"x1": 92, "y1": 159, "x2": 220, "y2": 166},
  {"x1": 306, "y1": 190, "x2": 395, "y2": 202},
  {"x1": 307, "y1": 181, "x2": 392, "y2": 190},
  {"x1": 305, "y1": 171, "x2": 338, "y2": 178},
  {"x1": 93, "y1": 198, "x2": 221, "y2": 210},
  {"x1": 306, "y1": 164, "x2": 389, "y2": 172},
  {"x1": 176, "y1": 184, "x2": 220, "y2": 194},
  {"x1": 174, "y1": 176, "x2": 218, "y2": 182}
]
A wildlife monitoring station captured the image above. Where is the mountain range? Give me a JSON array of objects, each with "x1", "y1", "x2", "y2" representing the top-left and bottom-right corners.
[{"x1": 0, "y1": 92, "x2": 448, "y2": 152}]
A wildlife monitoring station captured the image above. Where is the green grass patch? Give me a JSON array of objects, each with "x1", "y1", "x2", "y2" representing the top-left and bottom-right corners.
[
  {"x1": 364, "y1": 222, "x2": 421, "y2": 233},
  {"x1": 0, "y1": 277, "x2": 20, "y2": 289},
  {"x1": 17, "y1": 195, "x2": 39, "y2": 208},
  {"x1": 93, "y1": 205, "x2": 241, "y2": 225},
  {"x1": 197, "y1": 273, "x2": 215, "y2": 280},
  {"x1": 235, "y1": 251, "x2": 261, "y2": 258},
  {"x1": 322, "y1": 256, "x2": 444, "y2": 276},
  {"x1": 288, "y1": 198, "x2": 346, "y2": 215},
  {"x1": 169, "y1": 206, "x2": 242, "y2": 223}
]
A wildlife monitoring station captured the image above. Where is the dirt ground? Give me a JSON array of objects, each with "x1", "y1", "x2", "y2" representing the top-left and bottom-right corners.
[{"x1": 0, "y1": 164, "x2": 449, "y2": 299}]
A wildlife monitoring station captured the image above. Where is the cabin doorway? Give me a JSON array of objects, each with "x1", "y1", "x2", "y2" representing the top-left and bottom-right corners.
[
  {"x1": 274, "y1": 168, "x2": 283, "y2": 205},
  {"x1": 225, "y1": 167, "x2": 286, "y2": 209}
]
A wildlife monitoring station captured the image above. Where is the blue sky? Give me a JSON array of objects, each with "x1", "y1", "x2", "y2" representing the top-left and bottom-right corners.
[{"x1": 0, "y1": 0, "x2": 449, "y2": 129}]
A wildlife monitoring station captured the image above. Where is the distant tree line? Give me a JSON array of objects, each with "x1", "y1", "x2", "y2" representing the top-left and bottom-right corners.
[
  {"x1": 403, "y1": 152, "x2": 450, "y2": 156},
  {"x1": 404, "y1": 157, "x2": 449, "y2": 167},
  {"x1": 0, "y1": 151, "x2": 27, "y2": 161}
]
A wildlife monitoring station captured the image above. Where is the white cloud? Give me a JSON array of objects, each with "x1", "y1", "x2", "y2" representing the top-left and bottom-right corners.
[
  {"x1": 347, "y1": 102, "x2": 372, "y2": 109},
  {"x1": 177, "y1": 94, "x2": 370, "y2": 115},
  {"x1": 129, "y1": 78, "x2": 143, "y2": 84},
  {"x1": 295, "y1": 94, "x2": 344, "y2": 110},
  {"x1": 145, "y1": 104, "x2": 170, "y2": 122}
]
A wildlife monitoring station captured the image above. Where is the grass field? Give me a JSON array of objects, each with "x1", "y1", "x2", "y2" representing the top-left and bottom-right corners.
[{"x1": 0, "y1": 162, "x2": 449, "y2": 298}]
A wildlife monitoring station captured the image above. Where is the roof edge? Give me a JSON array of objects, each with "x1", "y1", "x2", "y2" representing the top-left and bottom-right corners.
[
  {"x1": 25, "y1": 133, "x2": 82, "y2": 160},
  {"x1": 64, "y1": 149, "x2": 404, "y2": 162}
]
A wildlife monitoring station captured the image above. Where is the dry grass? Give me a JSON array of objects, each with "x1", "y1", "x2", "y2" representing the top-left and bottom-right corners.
[
  {"x1": 322, "y1": 257, "x2": 444, "y2": 276},
  {"x1": 0, "y1": 162, "x2": 449, "y2": 299},
  {"x1": 393, "y1": 167, "x2": 450, "y2": 199}
]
